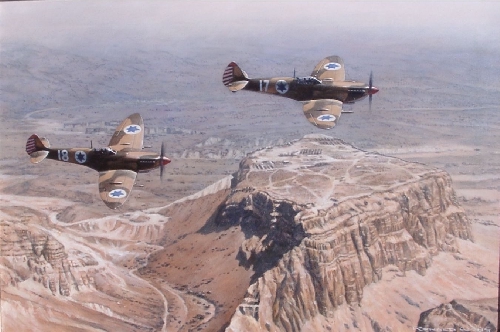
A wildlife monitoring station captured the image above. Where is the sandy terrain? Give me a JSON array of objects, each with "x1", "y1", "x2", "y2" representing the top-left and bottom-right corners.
[{"x1": 1, "y1": 2, "x2": 499, "y2": 331}]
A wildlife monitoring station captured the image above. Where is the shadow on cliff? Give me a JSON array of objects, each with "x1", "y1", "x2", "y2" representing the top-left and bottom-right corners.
[
  {"x1": 236, "y1": 215, "x2": 308, "y2": 284},
  {"x1": 199, "y1": 188, "x2": 309, "y2": 284}
]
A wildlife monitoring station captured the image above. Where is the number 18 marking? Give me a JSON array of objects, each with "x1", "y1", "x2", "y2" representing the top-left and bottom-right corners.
[{"x1": 58, "y1": 150, "x2": 69, "y2": 162}]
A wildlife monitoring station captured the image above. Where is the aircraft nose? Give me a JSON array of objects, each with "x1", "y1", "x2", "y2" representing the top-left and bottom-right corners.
[
  {"x1": 161, "y1": 156, "x2": 171, "y2": 166},
  {"x1": 367, "y1": 86, "x2": 379, "y2": 95}
]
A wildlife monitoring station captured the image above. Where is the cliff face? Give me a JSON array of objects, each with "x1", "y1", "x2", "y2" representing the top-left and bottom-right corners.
[
  {"x1": 221, "y1": 135, "x2": 473, "y2": 332},
  {"x1": 0, "y1": 218, "x2": 94, "y2": 296}
]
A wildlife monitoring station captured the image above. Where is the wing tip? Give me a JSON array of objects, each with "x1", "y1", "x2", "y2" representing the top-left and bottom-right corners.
[{"x1": 104, "y1": 201, "x2": 125, "y2": 210}]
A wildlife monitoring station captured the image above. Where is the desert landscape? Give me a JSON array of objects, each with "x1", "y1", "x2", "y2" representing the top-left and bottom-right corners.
[{"x1": 1, "y1": 2, "x2": 499, "y2": 331}]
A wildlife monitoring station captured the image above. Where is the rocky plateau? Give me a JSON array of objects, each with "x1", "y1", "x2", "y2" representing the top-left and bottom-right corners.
[{"x1": 219, "y1": 135, "x2": 483, "y2": 332}]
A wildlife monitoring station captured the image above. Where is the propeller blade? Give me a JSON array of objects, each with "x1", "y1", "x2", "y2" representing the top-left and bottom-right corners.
[
  {"x1": 160, "y1": 141, "x2": 165, "y2": 180},
  {"x1": 368, "y1": 71, "x2": 375, "y2": 112},
  {"x1": 156, "y1": 141, "x2": 171, "y2": 181}
]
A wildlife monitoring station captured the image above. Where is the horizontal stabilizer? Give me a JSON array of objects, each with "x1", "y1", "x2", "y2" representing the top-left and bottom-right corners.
[{"x1": 228, "y1": 80, "x2": 249, "y2": 92}]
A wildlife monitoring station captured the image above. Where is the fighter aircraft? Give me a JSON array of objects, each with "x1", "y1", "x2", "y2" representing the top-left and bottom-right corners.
[
  {"x1": 25, "y1": 113, "x2": 171, "y2": 209},
  {"x1": 222, "y1": 55, "x2": 379, "y2": 130}
]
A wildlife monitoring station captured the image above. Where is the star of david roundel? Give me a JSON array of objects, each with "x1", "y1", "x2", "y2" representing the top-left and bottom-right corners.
[
  {"x1": 275, "y1": 80, "x2": 289, "y2": 94},
  {"x1": 323, "y1": 62, "x2": 341, "y2": 71},
  {"x1": 124, "y1": 124, "x2": 142, "y2": 135},
  {"x1": 75, "y1": 151, "x2": 87, "y2": 164},
  {"x1": 108, "y1": 189, "x2": 127, "y2": 198},
  {"x1": 317, "y1": 114, "x2": 336, "y2": 122}
]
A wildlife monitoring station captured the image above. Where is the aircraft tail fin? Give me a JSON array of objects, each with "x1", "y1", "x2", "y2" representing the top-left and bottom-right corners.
[
  {"x1": 26, "y1": 134, "x2": 50, "y2": 164},
  {"x1": 222, "y1": 62, "x2": 249, "y2": 92}
]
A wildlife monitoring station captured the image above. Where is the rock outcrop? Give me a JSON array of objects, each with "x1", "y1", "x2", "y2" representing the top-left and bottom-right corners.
[
  {"x1": 416, "y1": 298, "x2": 498, "y2": 332},
  {"x1": 221, "y1": 135, "x2": 473, "y2": 332},
  {"x1": 0, "y1": 219, "x2": 92, "y2": 296}
]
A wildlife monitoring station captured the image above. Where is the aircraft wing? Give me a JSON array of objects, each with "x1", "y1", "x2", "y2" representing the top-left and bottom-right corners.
[
  {"x1": 108, "y1": 113, "x2": 144, "y2": 151},
  {"x1": 98, "y1": 169, "x2": 137, "y2": 209},
  {"x1": 311, "y1": 56, "x2": 345, "y2": 81},
  {"x1": 302, "y1": 99, "x2": 343, "y2": 130}
]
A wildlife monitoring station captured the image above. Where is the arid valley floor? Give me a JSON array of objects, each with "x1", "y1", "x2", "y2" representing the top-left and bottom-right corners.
[{"x1": 1, "y1": 2, "x2": 499, "y2": 331}]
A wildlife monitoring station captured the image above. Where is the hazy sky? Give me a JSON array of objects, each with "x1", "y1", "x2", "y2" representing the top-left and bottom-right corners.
[{"x1": 1, "y1": 1, "x2": 499, "y2": 52}]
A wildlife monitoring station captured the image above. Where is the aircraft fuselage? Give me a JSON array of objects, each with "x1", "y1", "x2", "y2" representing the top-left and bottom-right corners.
[
  {"x1": 244, "y1": 77, "x2": 371, "y2": 104},
  {"x1": 45, "y1": 147, "x2": 165, "y2": 173}
]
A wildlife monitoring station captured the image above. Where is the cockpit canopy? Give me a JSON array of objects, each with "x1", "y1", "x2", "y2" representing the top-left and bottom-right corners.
[
  {"x1": 93, "y1": 147, "x2": 116, "y2": 155},
  {"x1": 296, "y1": 76, "x2": 321, "y2": 85}
]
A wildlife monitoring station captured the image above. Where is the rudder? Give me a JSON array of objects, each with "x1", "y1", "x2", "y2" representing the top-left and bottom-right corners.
[
  {"x1": 222, "y1": 62, "x2": 249, "y2": 92},
  {"x1": 26, "y1": 134, "x2": 50, "y2": 164}
]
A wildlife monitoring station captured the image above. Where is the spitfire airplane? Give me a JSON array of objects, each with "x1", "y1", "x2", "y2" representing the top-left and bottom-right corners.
[
  {"x1": 222, "y1": 55, "x2": 379, "y2": 130},
  {"x1": 25, "y1": 113, "x2": 171, "y2": 209}
]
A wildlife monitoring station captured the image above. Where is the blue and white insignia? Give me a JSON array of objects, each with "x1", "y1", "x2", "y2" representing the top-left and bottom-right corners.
[
  {"x1": 124, "y1": 124, "x2": 142, "y2": 135},
  {"x1": 276, "y1": 80, "x2": 289, "y2": 94},
  {"x1": 317, "y1": 114, "x2": 336, "y2": 122},
  {"x1": 323, "y1": 62, "x2": 341, "y2": 71},
  {"x1": 75, "y1": 151, "x2": 87, "y2": 164},
  {"x1": 108, "y1": 189, "x2": 127, "y2": 199}
]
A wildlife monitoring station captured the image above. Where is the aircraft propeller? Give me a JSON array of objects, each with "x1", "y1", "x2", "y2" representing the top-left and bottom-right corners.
[
  {"x1": 367, "y1": 71, "x2": 379, "y2": 111},
  {"x1": 159, "y1": 141, "x2": 171, "y2": 180}
]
